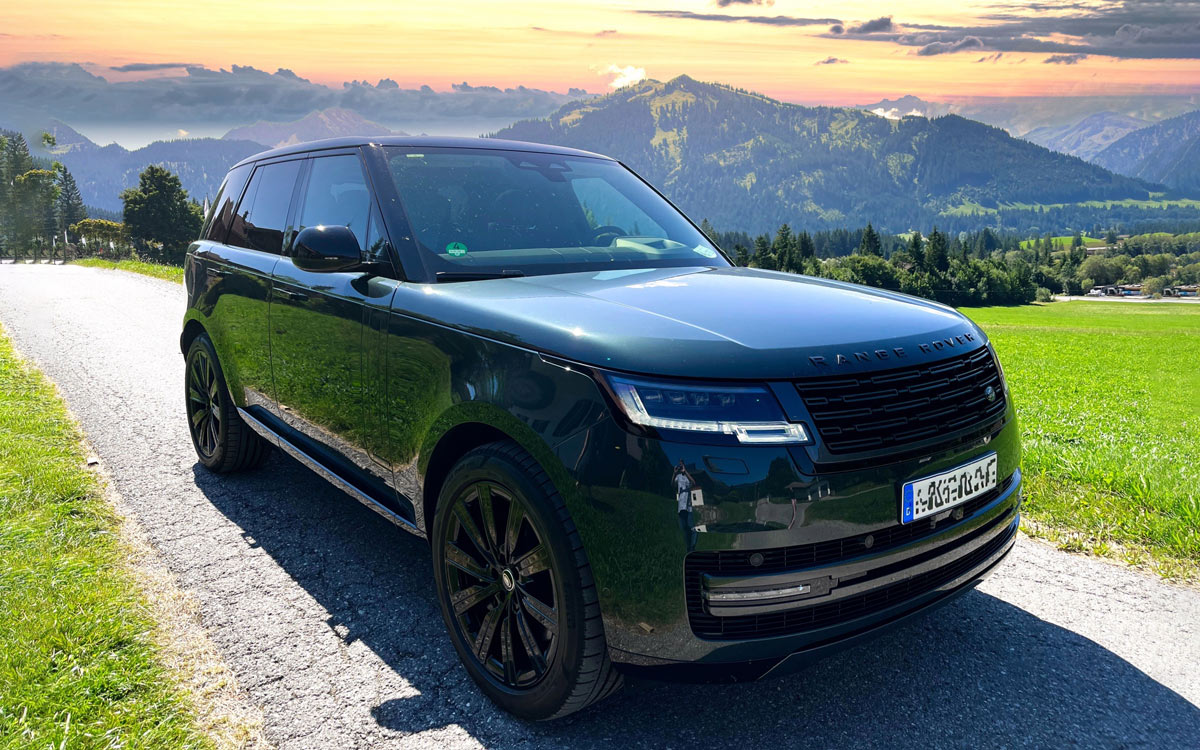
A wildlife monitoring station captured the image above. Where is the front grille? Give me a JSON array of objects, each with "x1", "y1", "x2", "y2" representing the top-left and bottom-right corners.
[
  {"x1": 686, "y1": 506, "x2": 1016, "y2": 640},
  {"x1": 688, "y1": 473, "x2": 1014, "y2": 577},
  {"x1": 795, "y1": 346, "x2": 1006, "y2": 454}
]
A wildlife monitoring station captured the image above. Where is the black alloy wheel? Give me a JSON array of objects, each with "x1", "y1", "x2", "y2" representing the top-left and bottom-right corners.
[
  {"x1": 184, "y1": 333, "x2": 271, "y2": 473},
  {"x1": 442, "y1": 480, "x2": 558, "y2": 688},
  {"x1": 432, "y1": 441, "x2": 622, "y2": 720},
  {"x1": 187, "y1": 346, "x2": 222, "y2": 459}
]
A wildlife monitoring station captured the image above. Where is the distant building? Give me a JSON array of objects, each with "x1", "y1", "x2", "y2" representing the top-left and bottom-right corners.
[{"x1": 1164, "y1": 284, "x2": 1199, "y2": 297}]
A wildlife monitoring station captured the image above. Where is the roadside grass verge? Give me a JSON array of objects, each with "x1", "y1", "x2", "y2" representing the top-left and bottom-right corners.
[
  {"x1": 73, "y1": 257, "x2": 185, "y2": 284},
  {"x1": 962, "y1": 302, "x2": 1200, "y2": 578},
  {"x1": 0, "y1": 326, "x2": 210, "y2": 749}
]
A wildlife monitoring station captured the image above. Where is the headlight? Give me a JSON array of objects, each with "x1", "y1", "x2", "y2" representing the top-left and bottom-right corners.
[{"x1": 605, "y1": 374, "x2": 811, "y2": 444}]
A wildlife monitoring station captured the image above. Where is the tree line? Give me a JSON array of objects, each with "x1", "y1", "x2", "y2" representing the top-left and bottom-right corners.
[
  {"x1": 703, "y1": 219, "x2": 1200, "y2": 305},
  {"x1": 1, "y1": 131, "x2": 202, "y2": 264}
]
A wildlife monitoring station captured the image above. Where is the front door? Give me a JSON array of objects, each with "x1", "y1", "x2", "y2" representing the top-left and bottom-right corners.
[{"x1": 268, "y1": 152, "x2": 404, "y2": 511}]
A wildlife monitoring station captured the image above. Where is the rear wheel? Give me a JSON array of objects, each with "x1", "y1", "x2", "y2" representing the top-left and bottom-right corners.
[
  {"x1": 185, "y1": 333, "x2": 271, "y2": 472},
  {"x1": 431, "y1": 440, "x2": 622, "y2": 720}
]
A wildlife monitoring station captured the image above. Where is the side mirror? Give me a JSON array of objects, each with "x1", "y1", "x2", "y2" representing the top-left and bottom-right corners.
[{"x1": 292, "y1": 225, "x2": 362, "y2": 272}]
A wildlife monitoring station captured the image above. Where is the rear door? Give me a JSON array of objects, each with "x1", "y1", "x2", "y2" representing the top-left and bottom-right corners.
[
  {"x1": 268, "y1": 150, "x2": 404, "y2": 509},
  {"x1": 195, "y1": 158, "x2": 302, "y2": 419}
]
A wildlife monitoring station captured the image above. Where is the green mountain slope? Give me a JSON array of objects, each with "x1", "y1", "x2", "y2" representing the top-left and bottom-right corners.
[
  {"x1": 1093, "y1": 110, "x2": 1200, "y2": 193},
  {"x1": 494, "y1": 76, "x2": 1159, "y2": 232}
]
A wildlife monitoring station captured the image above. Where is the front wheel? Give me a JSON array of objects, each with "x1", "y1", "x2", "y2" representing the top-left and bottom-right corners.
[{"x1": 431, "y1": 441, "x2": 622, "y2": 720}]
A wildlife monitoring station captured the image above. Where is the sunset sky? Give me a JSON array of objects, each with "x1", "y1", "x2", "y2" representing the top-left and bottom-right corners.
[{"x1": 3, "y1": 0, "x2": 1199, "y2": 103}]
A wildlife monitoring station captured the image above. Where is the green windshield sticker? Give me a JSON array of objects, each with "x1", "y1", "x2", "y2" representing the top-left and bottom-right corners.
[{"x1": 446, "y1": 241, "x2": 468, "y2": 257}]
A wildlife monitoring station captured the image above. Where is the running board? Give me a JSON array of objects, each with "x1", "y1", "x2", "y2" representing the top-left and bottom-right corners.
[{"x1": 237, "y1": 406, "x2": 424, "y2": 538}]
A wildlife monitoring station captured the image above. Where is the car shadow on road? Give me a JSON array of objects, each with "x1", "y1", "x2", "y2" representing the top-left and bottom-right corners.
[{"x1": 193, "y1": 453, "x2": 1200, "y2": 749}]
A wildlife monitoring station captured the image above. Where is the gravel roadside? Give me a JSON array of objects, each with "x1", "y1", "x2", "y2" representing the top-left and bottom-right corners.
[{"x1": 2, "y1": 263, "x2": 1197, "y2": 749}]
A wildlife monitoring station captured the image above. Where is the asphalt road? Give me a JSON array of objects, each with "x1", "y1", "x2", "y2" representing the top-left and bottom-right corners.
[{"x1": 2, "y1": 263, "x2": 1198, "y2": 749}]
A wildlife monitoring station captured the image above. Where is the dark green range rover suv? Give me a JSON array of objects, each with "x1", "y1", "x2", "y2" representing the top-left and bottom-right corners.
[{"x1": 182, "y1": 136, "x2": 1020, "y2": 720}]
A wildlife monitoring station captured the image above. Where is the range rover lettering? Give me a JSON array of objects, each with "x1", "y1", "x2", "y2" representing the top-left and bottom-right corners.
[{"x1": 181, "y1": 137, "x2": 1021, "y2": 720}]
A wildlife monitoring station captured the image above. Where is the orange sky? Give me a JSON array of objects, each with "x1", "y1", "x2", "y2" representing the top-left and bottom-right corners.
[{"x1": 4, "y1": 0, "x2": 1199, "y2": 103}]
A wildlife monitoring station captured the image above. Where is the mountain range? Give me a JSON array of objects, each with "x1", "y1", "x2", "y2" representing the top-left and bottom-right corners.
[
  {"x1": 1022, "y1": 112, "x2": 1150, "y2": 162},
  {"x1": 224, "y1": 108, "x2": 403, "y2": 148},
  {"x1": 1093, "y1": 110, "x2": 1200, "y2": 193},
  {"x1": 496, "y1": 76, "x2": 1160, "y2": 232}
]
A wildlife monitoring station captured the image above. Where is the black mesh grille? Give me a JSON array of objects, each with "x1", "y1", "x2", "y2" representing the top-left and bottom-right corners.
[
  {"x1": 795, "y1": 346, "x2": 1006, "y2": 454},
  {"x1": 686, "y1": 509, "x2": 1016, "y2": 640}
]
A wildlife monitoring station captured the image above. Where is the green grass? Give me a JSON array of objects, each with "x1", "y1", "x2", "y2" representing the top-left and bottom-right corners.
[
  {"x1": 0, "y1": 327, "x2": 209, "y2": 749},
  {"x1": 961, "y1": 302, "x2": 1200, "y2": 576},
  {"x1": 73, "y1": 258, "x2": 185, "y2": 284},
  {"x1": 1018, "y1": 235, "x2": 1105, "y2": 249}
]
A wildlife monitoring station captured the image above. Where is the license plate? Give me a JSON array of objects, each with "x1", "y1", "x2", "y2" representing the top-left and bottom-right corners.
[{"x1": 901, "y1": 453, "x2": 998, "y2": 524}]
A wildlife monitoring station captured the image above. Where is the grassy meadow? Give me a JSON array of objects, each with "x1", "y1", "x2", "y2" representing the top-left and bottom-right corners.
[
  {"x1": 962, "y1": 301, "x2": 1200, "y2": 575},
  {"x1": 72, "y1": 257, "x2": 186, "y2": 284},
  {"x1": 0, "y1": 327, "x2": 209, "y2": 749}
]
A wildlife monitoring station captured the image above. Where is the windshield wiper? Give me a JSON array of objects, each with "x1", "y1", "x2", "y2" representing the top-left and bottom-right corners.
[{"x1": 435, "y1": 270, "x2": 526, "y2": 283}]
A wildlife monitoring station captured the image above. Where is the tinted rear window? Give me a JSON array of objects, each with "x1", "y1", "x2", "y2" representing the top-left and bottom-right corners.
[
  {"x1": 203, "y1": 163, "x2": 252, "y2": 243},
  {"x1": 228, "y1": 160, "x2": 302, "y2": 255}
]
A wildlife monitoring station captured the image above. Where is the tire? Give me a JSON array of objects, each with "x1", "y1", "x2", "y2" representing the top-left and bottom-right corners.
[
  {"x1": 431, "y1": 440, "x2": 622, "y2": 720},
  {"x1": 185, "y1": 333, "x2": 272, "y2": 473}
]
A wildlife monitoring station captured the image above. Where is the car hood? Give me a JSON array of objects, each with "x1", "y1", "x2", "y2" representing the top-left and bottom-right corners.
[{"x1": 391, "y1": 266, "x2": 987, "y2": 380}]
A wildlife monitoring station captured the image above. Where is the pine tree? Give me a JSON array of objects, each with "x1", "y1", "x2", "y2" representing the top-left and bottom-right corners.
[
  {"x1": 857, "y1": 223, "x2": 882, "y2": 256},
  {"x1": 925, "y1": 228, "x2": 949, "y2": 273},
  {"x1": 772, "y1": 223, "x2": 795, "y2": 272},
  {"x1": 908, "y1": 231, "x2": 925, "y2": 270},
  {"x1": 733, "y1": 244, "x2": 750, "y2": 267},
  {"x1": 751, "y1": 234, "x2": 775, "y2": 270},
  {"x1": 797, "y1": 230, "x2": 815, "y2": 262},
  {"x1": 56, "y1": 166, "x2": 87, "y2": 238}
]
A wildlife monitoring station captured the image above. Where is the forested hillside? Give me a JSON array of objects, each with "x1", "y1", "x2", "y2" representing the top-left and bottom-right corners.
[
  {"x1": 1094, "y1": 110, "x2": 1200, "y2": 192},
  {"x1": 495, "y1": 76, "x2": 1164, "y2": 232}
]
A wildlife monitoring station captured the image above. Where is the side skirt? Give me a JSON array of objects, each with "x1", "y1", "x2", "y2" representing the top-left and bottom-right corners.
[{"x1": 237, "y1": 406, "x2": 425, "y2": 539}]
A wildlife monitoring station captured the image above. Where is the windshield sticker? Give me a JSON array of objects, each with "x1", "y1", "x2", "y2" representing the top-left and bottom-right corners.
[
  {"x1": 446, "y1": 241, "x2": 468, "y2": 257},
  {"x1": 693, "y1": 245, "x2": 718, "y2": 258}
]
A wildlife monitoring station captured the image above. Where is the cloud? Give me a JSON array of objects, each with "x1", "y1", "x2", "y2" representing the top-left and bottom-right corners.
[
  {"x1": 634, "y1": 10, "x2": 840, "y2": 27},
  {"x1": 108, "y1": 62, "x2": 196, "y2": 72},
  {"x1": 1045, "y1": 53, "x2": 1088, "y2": 64},
  {"x1": 870, "y1": 107, "x2": 925, "y2": 120},
  {"x1": 829, "y1": 24, "x2": 844, "y2": 34},
  {"x1": 595, "y1": 29, "x2": 618, "y2": 37},
  {"x1": 823, "y1": 2, "x2": 1200, "y2": 60},
  {"x1": 602, "y1": 64, "x2": 646, "y2": 89},
  {"x1": 176, "y1": 129, "x2": 189, "y2": 137},
  {"x1": 916, "y1": 36, "x2": 984, "y2": 56},
  {"x1": 714, "y1": 0, "x2": 773, "y2": 6},
  {"x1": 846, "y1": 16, "x2": 893, "y2": 34},
  {"x1": 974, "y1": 52, "x2": 1004, "y2": 63},
  {"x1": 815, "y1": 57, "x2": 849, "y2": 65}
]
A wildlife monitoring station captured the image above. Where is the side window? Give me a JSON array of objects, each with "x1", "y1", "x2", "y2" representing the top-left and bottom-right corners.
[
  {"x1": 570, "y1": 177, "x2": 666, "y2": 237},
  {"x1": 228, "y1": 160, "x2": 302, "y2": 254},
  {"x1": 297, "y1": 155, "x2": 371, "y2": 252},
  {"x1": 203, "y1": 163, "x2": 252, "y2": 243}
]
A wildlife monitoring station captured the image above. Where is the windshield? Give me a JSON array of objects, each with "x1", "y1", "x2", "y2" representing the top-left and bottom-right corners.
[{"x1": 383, "y1": 146, "x2": 727, "y2": 278}]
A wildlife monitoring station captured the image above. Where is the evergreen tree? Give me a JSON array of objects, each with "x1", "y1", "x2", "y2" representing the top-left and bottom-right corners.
[
  {"x1": 797, "y1": 230, "x2": 815, "y2": 262},
  {"x1": 772, "y1": 223, "x2": 795, "y2": 272},
  {"x1": 751, "y1": 234, "x2": 775, "y2": 269},
  {"x1": 925, "y1": 227, "x2": 949, "y2": 272},
  {"x1": 699, "y1": 218, "x2": 717, "y2": 244},
  {"x1": 907, "y1": 231, "x2": 925, "y2": 270},
  {"x1": 56, "y1": 166, "x2": 87, "y2": 238},
  {"x1": 121, "y1": 165, "x2": 203, "y2": 263},
  {"x1": 857, "y1": 223, "x2": 882, "y2": 256},
  {"x1": 733, "y1": 243, "x2": 750, "y2": 267}
]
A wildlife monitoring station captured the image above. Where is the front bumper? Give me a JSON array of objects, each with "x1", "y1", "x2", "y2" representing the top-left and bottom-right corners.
[{"x1": 552, "y1": 408, "x2": 1022, "y2": 678}]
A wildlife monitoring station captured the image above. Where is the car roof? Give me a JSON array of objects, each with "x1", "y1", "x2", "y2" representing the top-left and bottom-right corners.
[{"x1": 231, "y1": 136, "x2": 613, "y2": 169}]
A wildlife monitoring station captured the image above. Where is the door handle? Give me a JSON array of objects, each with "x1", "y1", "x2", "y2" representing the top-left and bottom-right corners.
[
  {"x1": 206, "y1": 267, "x2": 229, "y2": 278},
  {"x1": 272, "y1": 286, "x2": 308, "y2": 302}
]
